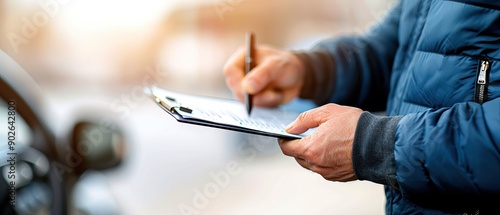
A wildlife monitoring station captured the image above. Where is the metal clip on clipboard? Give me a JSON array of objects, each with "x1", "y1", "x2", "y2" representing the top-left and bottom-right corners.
[{"x1": 155, "y1": 94, "x2": 193, "y2": 114}]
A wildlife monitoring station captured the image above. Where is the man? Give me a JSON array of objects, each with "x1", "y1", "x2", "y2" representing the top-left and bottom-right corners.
[{"x1": 223, "y1": 0, "x2": 500, "y2": 214}]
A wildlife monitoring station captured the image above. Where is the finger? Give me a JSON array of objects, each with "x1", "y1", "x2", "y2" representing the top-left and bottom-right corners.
[
  {"x1": 296, "y1": 158, "x2": 333, "y2": 178},
  {"x1": 252, "y1": 88, "x2": 284, "y2": 107},
  {"x1": 224, "y1": 75, "x2": 245, "y2": 102},
  {"x1": 223, "y1": 47, "x2": 245, "y2": 92},
  {"x1": 295, "y1": 157, "x2": 311, "y2": 170},
  {"x1": 223, "y1": 47, "x2": 245, "y2": 77},
  {"x1": 242, "y1": 57, "x2": 281, "y2": 94},
  {"x1": 285, "y1": 106, "x2": 331, "y2": 134},
  {"x1": 278, "y1": 138, "x2": 305, "y2": 159}
]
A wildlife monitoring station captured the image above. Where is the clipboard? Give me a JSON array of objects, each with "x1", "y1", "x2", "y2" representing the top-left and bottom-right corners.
[{"x1": 146, "y1": 86, "x2": 311, "y2": 139}]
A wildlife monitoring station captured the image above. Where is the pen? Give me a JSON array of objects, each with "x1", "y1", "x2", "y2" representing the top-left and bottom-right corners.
[{"x1": 245, "y1": 32, "x2": 255, "y2": 116}]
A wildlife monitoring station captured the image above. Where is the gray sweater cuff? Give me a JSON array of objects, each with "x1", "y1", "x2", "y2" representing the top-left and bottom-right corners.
[{"x1": 352, "y1": 111, "x2": 402, "y2": 189}]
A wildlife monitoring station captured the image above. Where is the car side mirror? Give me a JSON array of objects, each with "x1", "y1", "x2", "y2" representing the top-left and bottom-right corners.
[{"x1": 71, "y1": 121, "x2": 126, "y2": 174}]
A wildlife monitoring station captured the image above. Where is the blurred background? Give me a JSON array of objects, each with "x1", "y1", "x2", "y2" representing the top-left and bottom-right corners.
[{"x1": 0, "y1": 0, "x2": 395, "y2": 214}]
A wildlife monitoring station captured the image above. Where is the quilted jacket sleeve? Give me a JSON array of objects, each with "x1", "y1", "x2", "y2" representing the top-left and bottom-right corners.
[
  {"x1": 395, "y1": 99, "x2": 500, "y2": 210},
  {"x1": 295, "y1": 2, "x2": 401, "y2": 111}
]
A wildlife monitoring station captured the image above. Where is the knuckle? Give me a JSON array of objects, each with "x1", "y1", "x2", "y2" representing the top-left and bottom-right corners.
[
  {"x1": 297, "y1": 111, "x2": 308, "y2": 120},
  {"x1": 302, "y1": 149, "x2": 313, "y2": 160},
  {"x1": 298, "y1": 110, "x2": 312, "y2": 122},
  {"x1": 325, "y1": 103, "x2": 337, "y2": 108},
  {"x1": 302, "y1": 146, "x2": 318, "y2": 162},
  {"x1": 253, "y1": 63, "x2": 271, "y2": 78},
  {"x1": 258, "y1": 45, "x2": 274, "y2": 55},
  {"x1": 323, "y1": 103, "x2": 338, "y2": 111},
  {"x1": 267, "y1": 56, "x2": 283, "y2": 67},
  {"x1": 315, "y1": 104, "x2": 337, "y2": 118}
]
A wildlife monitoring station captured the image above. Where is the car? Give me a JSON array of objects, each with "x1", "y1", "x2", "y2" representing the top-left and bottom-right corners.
[{"x1": 0, "y1": 50, "x2": 126, "y2": 215}]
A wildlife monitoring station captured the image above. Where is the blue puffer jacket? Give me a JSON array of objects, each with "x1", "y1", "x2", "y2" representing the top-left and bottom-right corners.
[{"x1": 296, "y1": 0, "x2": 500, "y2": 214}]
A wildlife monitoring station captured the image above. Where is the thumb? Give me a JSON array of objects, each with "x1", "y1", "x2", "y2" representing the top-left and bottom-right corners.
[
  {"x1": 285, "y1": 109, "x2": 327, "y2": 134},
  {"x1": 242, "y1": 60, "x2": 278, "y2": 94}
]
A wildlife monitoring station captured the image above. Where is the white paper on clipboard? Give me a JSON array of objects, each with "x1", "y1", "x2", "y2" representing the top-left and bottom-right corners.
[{"x1": 147, "y1": 86, "x2": 314, "y2": 139}]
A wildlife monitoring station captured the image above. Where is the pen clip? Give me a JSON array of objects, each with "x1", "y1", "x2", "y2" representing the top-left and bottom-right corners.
[{"x1": 245, "y1": 32, "x2": 255, "y2": 71}]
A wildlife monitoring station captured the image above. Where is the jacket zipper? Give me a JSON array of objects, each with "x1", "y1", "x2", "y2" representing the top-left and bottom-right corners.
[{"x1": 475, "y1": 60, "x2": 490, "y2": 104}]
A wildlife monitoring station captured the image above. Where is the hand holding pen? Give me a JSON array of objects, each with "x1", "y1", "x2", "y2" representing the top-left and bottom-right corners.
[{"x1": 223, "y1": 33, "x2": 307, "y2": 108}]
